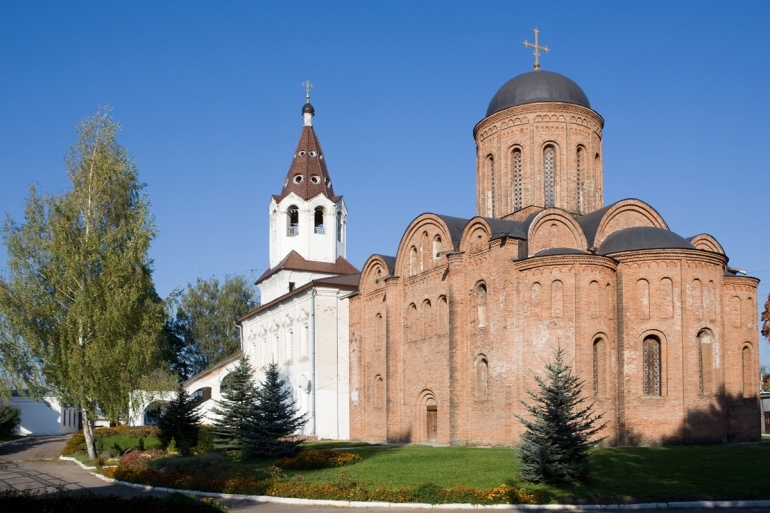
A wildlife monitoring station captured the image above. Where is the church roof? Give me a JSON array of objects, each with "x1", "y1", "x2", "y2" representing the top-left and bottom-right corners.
[
  {"x1": 435, "y1": 215, "x2": 471, "y2": 250},
  {"x1": 599, "y1": 226, "x2": 695, "y2": 255},
  {"x1": 486, "y1": 70, "x2": 591, "y2": 117},
  {"x1": 575, "y1": 205, "x2": 613, "y2": 248},
  {"x1": 255, "y1": 250, "x2": 359, "y2": 284},
  {"x1": 273, "y1": 119, "x2": 339, "y2": 203},
  {"x1": 484, "y1": 217, "x2": 530, "y2": 240}
]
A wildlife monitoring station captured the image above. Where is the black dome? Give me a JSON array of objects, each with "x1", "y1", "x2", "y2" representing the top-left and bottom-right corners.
[
  {"x1": 599, "y1": 227, "x2": 695, "y2": 255},
  {"x1": 486, "y1": 71, "x2": 590, "y2": 117},
  {"x1": 302, "y1": 102, "x2": 315, "y2": 115}
]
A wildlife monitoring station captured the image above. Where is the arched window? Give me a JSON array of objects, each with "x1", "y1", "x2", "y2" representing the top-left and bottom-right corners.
[
  {"x1": 476, "y1": 355, "x2": 489, "y2": 400},
  {"x1": 408, "y1": 303, "x2": 417, "y2": 341},
  {"x1": 698, "y1": 329, "x2": 714, "y2": 395},
  {"x1": 551, "y1": 280, "x2": 563, "y2": 318},
  {"x1": 438, "y1": 296, "x2": 448, "y2": 334},
  {"x1": 423, "y1": 299, "x2": 433, "y2": 339},
  {"x1": 660, "y1": 278, "x2": 673, "y2": 319},
  {"x1": 433, "y1": 235, "x2": 442, "y2": 261},
  {"x1": 421, "y1": 232, "x2": 430, "y2": 272},
  {"x1": 643, "y1": 336, "x2": 661, "y2": 396},
  {"x1": 544, "y1": 146, "x2": 555, "y2": 208},
  {"x1": 704, "y1": 281, "x2": 716, "y2": 321},
  {"x1": 487, "y1": 155, "x2": 495, "y2": 216},
  {"x1": 742, "y1": 345, "x2": 753, "y2": 397},
  {"x1": 374, "y1": 375, "x2": 384, "y2": 408},
  {"x1": 512, "y1": 148, "x2": 522, "y2": 211},
  {"x1": 589, "y1": 281, "x2": 599, "y2": 318},
  {"x1": 576, "y1": 146, "x2": 584, "y2": 214},
  {"x1": 593, "y1": 337, "x2": 606, "y2": 398},
  {"x1": 476, "y1": 283, "x2": 487, "y2": 327},
  {"x1": 336, "y1": 211, "x2": 343, "y2": 242},
  {"x1": 314, "y1": 207, "x2": 325, "y2": 234},
  {"x1": 375, "y1": 313, "x2": 384, "y2": 350},
  {"x1": 637, "y1": 279, "x2": 650, "y2": 320},
  {"x1": 287, "y1": 205, "x2": 299, "y2": 236},
  {"x1": 691, "y1": 279, "x2": 703, "y2": 319},
  {"x1": 531, "y1": 282, "x2": 541, "y2": 319},
  {"x1": 409, "y1": 246, "x2": 418, "y2": 276}
]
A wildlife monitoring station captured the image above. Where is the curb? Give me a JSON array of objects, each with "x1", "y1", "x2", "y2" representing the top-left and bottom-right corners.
[{"x1": 59, "y1": 458, "x2": 770, "y2": 510}]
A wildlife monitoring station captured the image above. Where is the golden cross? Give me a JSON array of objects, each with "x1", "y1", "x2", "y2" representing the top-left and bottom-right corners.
[
  {"x1": 523, "y1": 28, "x2": 549, "y2": 71},
  {"x1": 302, "y1": 80, "x2": 314, "y2": 103}
]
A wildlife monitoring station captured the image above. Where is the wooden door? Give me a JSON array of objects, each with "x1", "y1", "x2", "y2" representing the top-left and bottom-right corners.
[{"x1": 427, "y1": 407, "x2": 437, "y2": 442}]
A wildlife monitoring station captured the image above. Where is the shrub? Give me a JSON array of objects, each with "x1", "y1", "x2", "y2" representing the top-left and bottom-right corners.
[
  {"x1": 147, "y1": 453, "x2": 228, "y2": 475},
  {"x1": 197, "y1": 425, "x2": 214, "y2": 454},
  {"x1": 275, "y1": 448, "x2": 362, "y2": 470},
  {"x1": 0, "y1": 404, "x2": 21, "y2": 436},
  {"x1": 0, "y1": 488, "x2": 227, "y2": 512}
]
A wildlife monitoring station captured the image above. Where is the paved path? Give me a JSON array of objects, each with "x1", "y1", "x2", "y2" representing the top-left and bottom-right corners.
[{"x1": 1, "y1": 437, "x2": 768, "y2": 512}]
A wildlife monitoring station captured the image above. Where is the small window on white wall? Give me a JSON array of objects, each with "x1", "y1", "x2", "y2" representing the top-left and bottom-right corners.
[
  {"x1": 287, "y1": 206, "x2": 299, "y2": 236},
  {"x1": 337, "y1": 211, "x2": 343, "y2": 242},
  {"x1": 314, "y1": 207, "x2": 325, "y2": 234}
]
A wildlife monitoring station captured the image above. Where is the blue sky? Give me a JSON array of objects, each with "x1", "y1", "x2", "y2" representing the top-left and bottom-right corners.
[{"x1": 1, "y1": 2, "x2": 769, "y2": 365}]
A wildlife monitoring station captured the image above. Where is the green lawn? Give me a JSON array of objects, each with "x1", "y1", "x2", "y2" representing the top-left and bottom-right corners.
[
  {"x1": 239, "y1": 444, "x2": 770, "y2": 502},
  {"x1": 0, "y1": 434, "x2": 24, "y2": 443}
]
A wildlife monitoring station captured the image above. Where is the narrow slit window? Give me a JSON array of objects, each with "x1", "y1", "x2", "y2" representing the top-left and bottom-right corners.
[
  {"x1": 513, "y1": 149, "x2": 522, "y2": 211},
  {"x1": 544, "y1": 147, "x2": 555, "y2": 208},
  {"x1": 643, "y1": 336, "x2": 661, "y2": 396}
]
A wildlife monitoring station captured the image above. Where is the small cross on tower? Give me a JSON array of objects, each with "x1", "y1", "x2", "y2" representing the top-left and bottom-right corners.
[
  {"x1": 523, "y1": 28, "x2": 549, "y2": 71},
  {"x1": 302, "y1": 80, "x2": 314, "y2": 103}
]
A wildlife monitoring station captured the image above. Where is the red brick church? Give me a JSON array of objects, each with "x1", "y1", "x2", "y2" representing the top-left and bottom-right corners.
[{"x1": 348, "y1": 57, "x2": 761, "y2": 446}]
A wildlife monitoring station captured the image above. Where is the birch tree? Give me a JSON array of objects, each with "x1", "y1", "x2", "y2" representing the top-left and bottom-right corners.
[{"x1": 0, "y1": 108, "x2": 165, "y2": 459}]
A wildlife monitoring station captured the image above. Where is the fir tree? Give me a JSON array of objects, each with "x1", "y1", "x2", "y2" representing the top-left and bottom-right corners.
[
  {"x1": 157, "y1": 385, "x2": 201, "y2": 455},
  {"x1": 242, "y1": 362, "x2": 307, "y2": 458},
  {"x1": 210, "y1": 356, "x2": 259, "y2": 454},
  {"x1": 515, "y1": 346, "x2": 606, "y2": 483}
]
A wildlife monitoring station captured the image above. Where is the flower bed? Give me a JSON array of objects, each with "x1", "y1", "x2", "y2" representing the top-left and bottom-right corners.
[
  {"x1": 275, "y1": 448, "x2": 362, "y2": 469},
  {"x1": 106, "y1": 449, "x2": 546, "y2": 504}
]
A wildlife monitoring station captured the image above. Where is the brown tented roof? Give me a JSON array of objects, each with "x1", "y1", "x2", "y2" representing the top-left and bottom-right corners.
[
  {"x1": 239, "y1": 273, "x2": 361, "y2": 322},
  {"x1": 273, "y1": 125, "x2": 338, "y2": 202},
  {"x1": 256, "y1": 250, "x2": 359, "y2": 284}
]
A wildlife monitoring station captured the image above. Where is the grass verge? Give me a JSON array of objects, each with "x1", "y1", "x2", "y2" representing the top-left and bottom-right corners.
[{"x1": 0, "y1": 434, "x2": 25, "y2": 443}]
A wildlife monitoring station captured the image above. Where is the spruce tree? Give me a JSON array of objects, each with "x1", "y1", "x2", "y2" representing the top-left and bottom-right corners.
[
  {"x1": 157, "y1": 385, "x2": 201, "y2": 455},
  {"x1": 515, "y1": 346, "x2": 606, "y2": 483},
  {"x1": 210, "y1": 356, "x2": 259, "y2": 454},
  {"x1": 242, "y1": 362, "x2": 307, "y2": 458}
]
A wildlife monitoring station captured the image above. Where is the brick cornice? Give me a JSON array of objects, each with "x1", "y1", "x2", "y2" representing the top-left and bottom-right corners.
[
  {"x1": 474, "y1": 102, "x2": 604, "y2": 140},
  {"x1": 513, "y1": 253, "x2": 617, "y2": 272},
  {"x1": 609, "y1": 249, "x2": 727, "y2": 268}
]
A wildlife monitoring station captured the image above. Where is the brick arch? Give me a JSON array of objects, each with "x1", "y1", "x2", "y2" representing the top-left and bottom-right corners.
[
  {"x1": 527, "y1": 208, "x2": 588, "y2": 256},
  {"x1": 360, "y1": 255, "x2": 395, "y2": 294},
  {"x1": 689, "y1": 233, "x2": 725, "y2": 255},
  {"x1": 459, "y1": 218, "x2": 492, "y2": 254},
  {"x1": 416, "y1": 389, "x2": 440, "y2": 443},
  {"x1": 593, "y1": 199, "x2": 668, "y2": 248},
  {"x1": 394, "y1": 214, "x2": 465, "y2": 278}
]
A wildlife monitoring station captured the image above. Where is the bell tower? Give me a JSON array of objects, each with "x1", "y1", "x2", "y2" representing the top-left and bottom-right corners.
[{"x1": 260, "y1": 86, "x2": 349, "y2": 303}]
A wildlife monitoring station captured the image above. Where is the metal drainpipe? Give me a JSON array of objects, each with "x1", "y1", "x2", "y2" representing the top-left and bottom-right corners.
[
  {"x1": 310, "y1": 287, "x2": 317, "y2": 437},
  {"x1": 233, "y1": 322, "x2": 243, "y2": 352}
]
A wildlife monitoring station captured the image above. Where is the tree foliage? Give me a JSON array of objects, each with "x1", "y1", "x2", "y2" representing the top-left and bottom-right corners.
[
  {"x1": 157, "y1": 385, "x2": 201, "y2": 455},
  {"x1": 242, "y1": 362, "x2": 306, "y2": 458},
  {"x1": 166, "y1": 276, "x2": 258, "y2": 379},
  {"x1": 515, "y1": 346, "x2": 606, "y2": 483},
  {"x1": 0, "y1": 108, "x2": 165, "y2": 458},
  {"x1": 0, "y1": 403, "x2": 22, "y2": 436},
  {"x1": 210, "y1": 356, "x2": 259, "y2": 454},
  {"x1": 761, "y1": 292, "x2": 770, "y2": 346}
]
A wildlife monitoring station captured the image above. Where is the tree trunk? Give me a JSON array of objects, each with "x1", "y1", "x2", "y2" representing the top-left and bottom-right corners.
[{"x1": 81, "y1": 407, "x2": 97, "y2": 460}]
